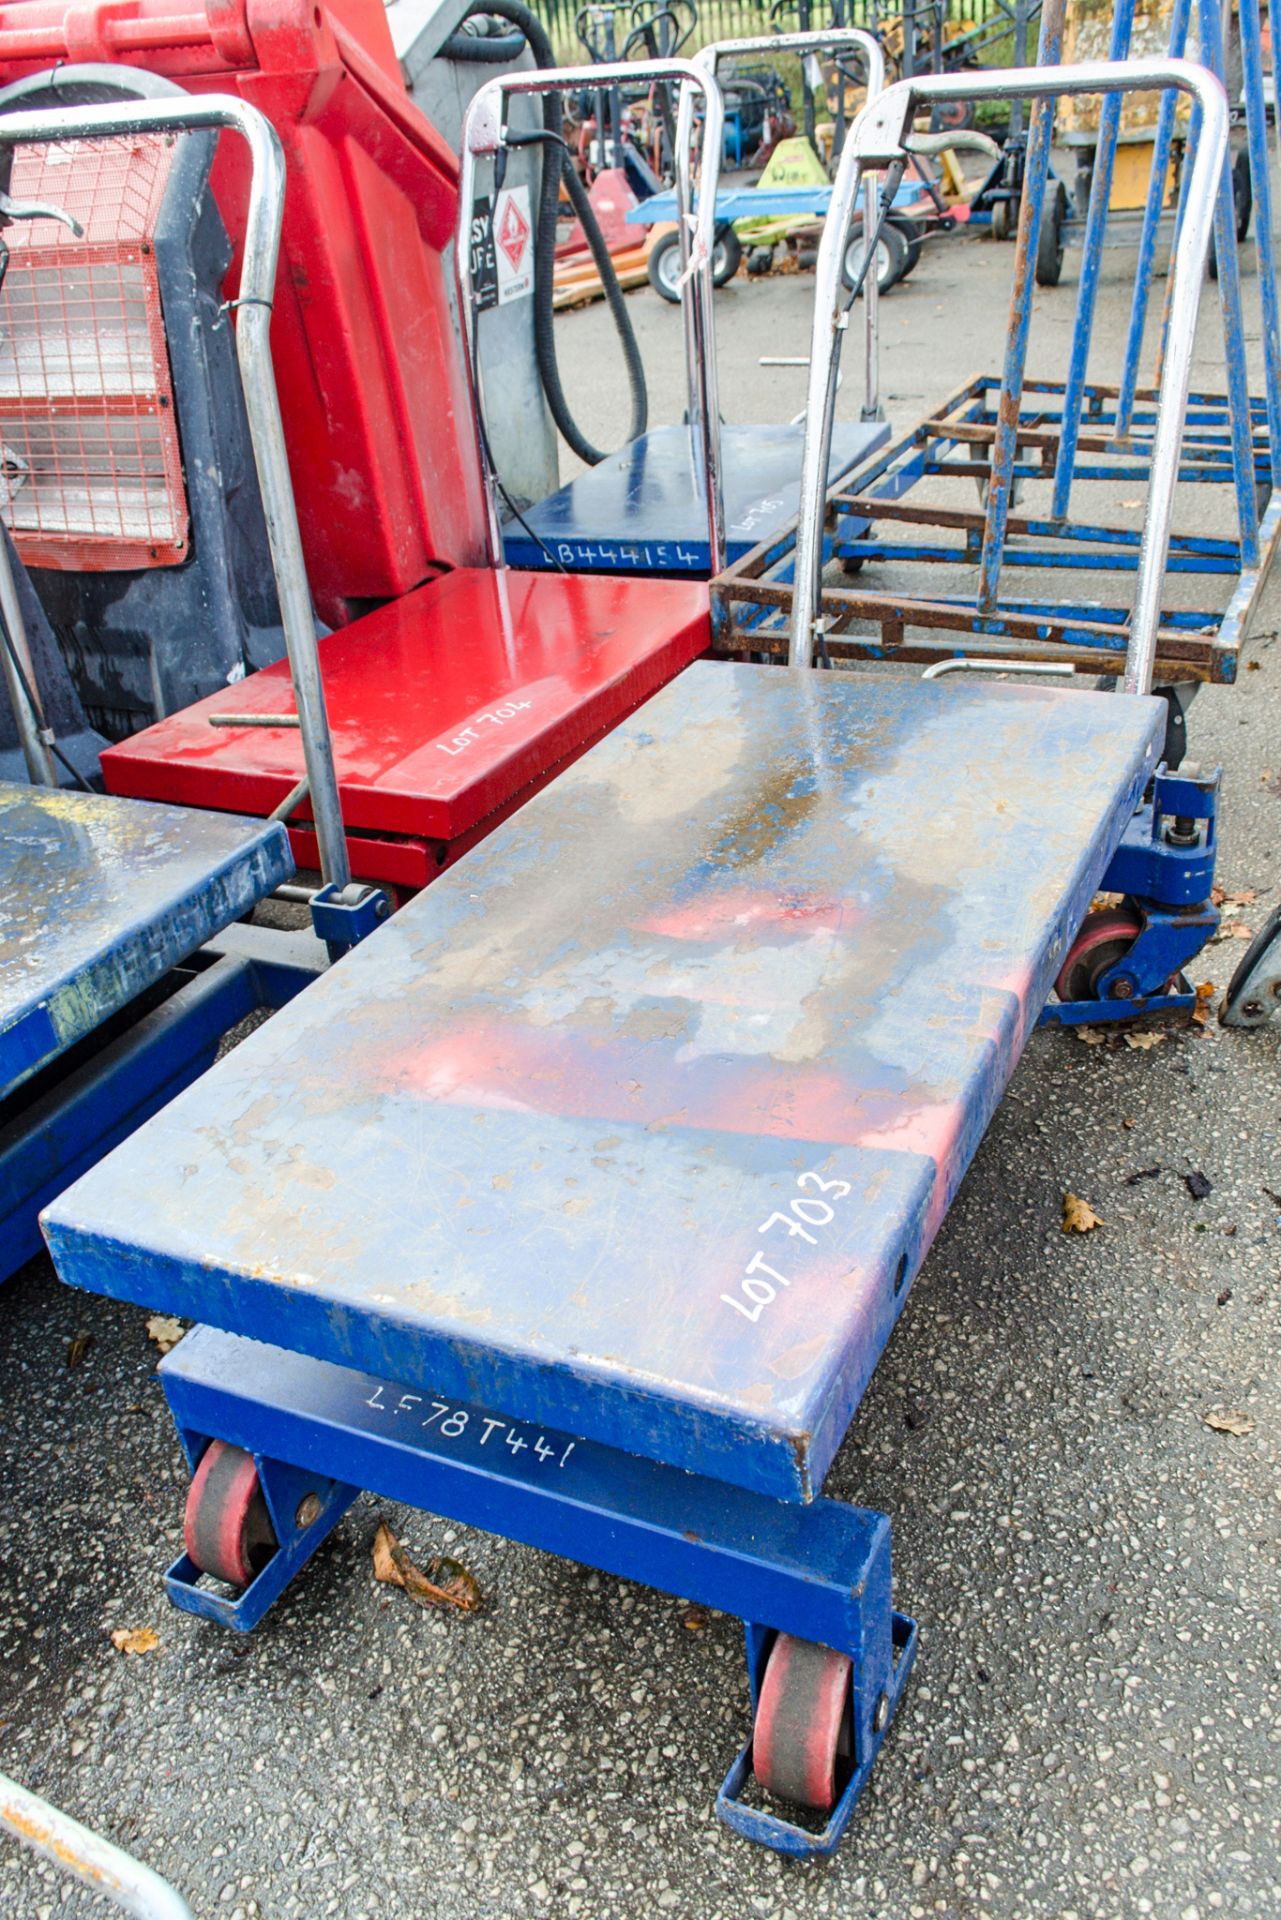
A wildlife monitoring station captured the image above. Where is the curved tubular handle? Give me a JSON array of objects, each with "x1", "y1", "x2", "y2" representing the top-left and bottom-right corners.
[
  {"x1": 1, "y1": 1770, "x2": 196, "y2": 1919},
  {"x1": 457, "y1": 59, "x2": 726, "y2": 571},
  {"x1": 789, "y1": 57, "x2": 1230, "y2": 697},
  {"x1": 0, "y1": 93, "x2": 350, "y2": 887},
  {"x1": 690, "y1": 28, "x2": 888, "y2": 427}
]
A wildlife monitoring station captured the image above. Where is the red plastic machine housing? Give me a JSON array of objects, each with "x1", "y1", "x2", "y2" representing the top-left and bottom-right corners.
[{"x1": 0, "y1": 0, "x2": 488, "y2": 627}]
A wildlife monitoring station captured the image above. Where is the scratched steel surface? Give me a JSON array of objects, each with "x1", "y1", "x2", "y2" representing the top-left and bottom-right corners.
[
  {"x1": 46, "y1": 666, "x2": 1162, "y2": 1502},
  {"x1": 0, "y1": 783, "x2": 291, "y2": 1095},
  {"x1": 100, "y1": 570, "x2": 711, "y2": 842},
  {"x1": 501, "y1": 424, "x2": 890, "y2": 574}
]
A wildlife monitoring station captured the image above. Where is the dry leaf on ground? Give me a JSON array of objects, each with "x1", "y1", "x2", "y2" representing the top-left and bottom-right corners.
[
  {"x1": 1191, "y1": 982, "x2": 1216, "y2": 1027},
  {"x1": 146, "y1": 1315, "x2": 186, "y2": 1355},
  {"x1": 110, "y1": 1627, "x2": 159, "y2": 1655},
  {"x1": 371, "y1": 1519, "x2": 482, "y2": 1612},
  {"x1": 65, "y1": 1333, "x2": 94, "y2": 1369},
  {"x1": 1124, "y1": 1030, "x2": 1164, "y2": 1051},
  {"x1": 1202, "y1": 1409, "x2": 1254, "y2": 1437},
  {"x1": 1062, "y1": 1193, "x2": 1103, "y2": 1233}
]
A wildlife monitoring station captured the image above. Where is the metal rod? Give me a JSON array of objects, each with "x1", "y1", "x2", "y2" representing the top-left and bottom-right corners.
[
  {"x1": 0, "y1": 95, "x2": 351, "y2": 889},
  {"x1": 788, "y1": 57, "x2": 1230, "y2": 695},
  {"x1": 457, "y1": 61, "x2": 725, "y2": 572},
  {"x1": 0, "y1": 531, "x2": 53, "y2": 784},
  {"x1": 1192, "y1": 0, "x2": 1260, "y2": 566},
  {"x1": 1237, "y1": 0, "x2": 1281, "y2": 488},
  {"x1": 975, "y1": 0, "x2": 1066, "y2": 613},
  {"x1": 1050, "y1": 0, "x2": 1137, "y2": 521},
  {"x1": 1115, "y1": 0, "x2": 1191, "y2": 438},
  {"x1": 207, "y1": 712, "x2": 302, "y2": 728},
  {"x1": 695, "y1": 30, "x2": 887, "y2": 421},
  {"x1": 922, "y1": 657, "x2": 1074, "y2": 679},
  {"x1": 0, "y1": 1772, "x2": 196, "y2": 1920}
]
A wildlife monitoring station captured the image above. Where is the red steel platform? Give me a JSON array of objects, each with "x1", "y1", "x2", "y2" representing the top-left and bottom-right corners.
[{"x1": 102, "y1": 569, "x2": 711, "y2": 892}]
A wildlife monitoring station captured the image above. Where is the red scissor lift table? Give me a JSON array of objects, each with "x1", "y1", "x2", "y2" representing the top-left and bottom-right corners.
[{"x1": 0, "y1": 0, "x2": 715, "y2": 891}]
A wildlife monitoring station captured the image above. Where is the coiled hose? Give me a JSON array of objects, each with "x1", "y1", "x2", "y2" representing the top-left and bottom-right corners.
[{"x1": 442, "y1": 0, "x2": 648, "y2": 465}]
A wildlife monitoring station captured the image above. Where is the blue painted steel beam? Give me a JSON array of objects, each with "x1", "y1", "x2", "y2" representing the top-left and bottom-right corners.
[
  {"x1": 976, "y1": 0, "x2": 1065, "y2": 613},
  {"x1": 1050, "y1": 0, "x2": 1137, "y2": 521},
  {"x1": 1116, "y1": 0, "x2": 1192, "y2": 439},
  {"x1": 1238, "y1": 0, "x2": 1281, "y2": 488}
]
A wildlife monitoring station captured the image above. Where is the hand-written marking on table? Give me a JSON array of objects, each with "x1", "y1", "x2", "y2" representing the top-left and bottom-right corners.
[
  {"x1": 722, "y1": 1171, "x2": 851, "y2": 1322},
  {"x1": 365, "y1": 1387, "x2": 576, "y2": 1466}
]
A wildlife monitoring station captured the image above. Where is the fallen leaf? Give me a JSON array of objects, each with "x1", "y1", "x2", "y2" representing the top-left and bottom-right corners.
[
  {"x1": 65, "y1": 1332, "x2": 94, "y2": 1370},
  {"x1": 371, "y1": 1520, "x2": 482, "y2": 1612},
  {"x1": 1248, "y1": 659, "x2": 1262, "y2": 670},
  {"x1": 1191, "y1": 981, "x2": 1216, "y2": 1027},
  {"x1": 1062, "y1": 1192, "x2": 1103, "y2": 1233},
  {"x1": 1202, "y1": 1409, "x2": 1254, "y2": 1437},
  {"x1": 145, "y1": 1315, "x2": 186, "y2": 1355},
  {"x1": 1184, "y1": 1170, "x2": 1213, "y2": 1201},
  {"x1": 1072, "y1": 1025, "x2": 1109, "y2": 1046},
  {"x1": 1124, "y1": 1029, "x2": 1165, "y2": 1050},
  {"x1": 680, "y1": 1605, "x2": 710, "y2": 1631},
  {"x1": 110, "y1": 1627, "x2": 159, "y2": 1655},
  {"x1": 1212, "y1": 886, "x2": 1258, "y2": 907}
]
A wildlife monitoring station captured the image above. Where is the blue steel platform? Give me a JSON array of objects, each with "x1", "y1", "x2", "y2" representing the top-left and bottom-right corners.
[
  {"x1": 0, "y1": 784, "x2": 292, "y2": 1096},
  {"x1": 46, "y1": 665, "x2": 1162, "y2": 1503},
  {"x1": 1, "y1": 784, "x2": 294, "y2": 1280},
  {"x1": 501, "y1": 422, "x2": 890, "y2": 575}
]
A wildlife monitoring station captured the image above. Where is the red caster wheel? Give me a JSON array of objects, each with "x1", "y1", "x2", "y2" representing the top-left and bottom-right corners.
[
  {"x1": 752, "y1": 1633, "x2": 853, "y2": 1811},
  {"x1": 1055, "y1": 904, "x2": 1144, "y2": 1003},
  {"x1": 184, "y1": 1441, "x2": 278, "y2": 1588}
]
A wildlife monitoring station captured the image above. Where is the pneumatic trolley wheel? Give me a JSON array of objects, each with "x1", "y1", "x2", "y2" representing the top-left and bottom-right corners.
[
  {"x1": 752, "y1": 1633, "x2": 854, "y2": 1810},
  {"x1": 184, "y1": 1441, "x2": 279, "y2": 1587}
]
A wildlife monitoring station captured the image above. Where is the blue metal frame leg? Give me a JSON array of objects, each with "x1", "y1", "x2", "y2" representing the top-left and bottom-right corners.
[{"x1": 159, "y1": 1329, "x2": 916, "y2": 1857}]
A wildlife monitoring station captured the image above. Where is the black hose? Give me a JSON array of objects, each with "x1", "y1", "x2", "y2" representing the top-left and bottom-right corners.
[
  {"x1": 440, "y1": 24, "x2": 529, "y2": 62},
  {"x1": 449, "y1": 0, "x2": 647, "y2": 465}
]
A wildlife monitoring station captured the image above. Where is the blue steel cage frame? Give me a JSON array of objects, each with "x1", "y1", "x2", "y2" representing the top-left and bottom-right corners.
[{"x1": 709, "y1": 0, "x2": 1281, "y2": 686}]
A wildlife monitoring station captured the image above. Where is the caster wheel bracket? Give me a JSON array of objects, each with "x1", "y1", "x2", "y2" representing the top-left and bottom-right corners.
[
  {"x1": 167, "y1": 1428, "x2": 359, "y2": 1632},
  {"x1": 716, "y1": 1612, "x2": 917, "y2": 1857}
]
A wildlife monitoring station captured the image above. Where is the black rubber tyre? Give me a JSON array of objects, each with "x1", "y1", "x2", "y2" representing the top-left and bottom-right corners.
[
  {"x1": 841, "y1": 218, "x2": 909, "y2": 297},
  {"x1": 1209, "y1": 151, "x2": 1253, "y2": 280},
  {"x1": 991, "y1": 197, "x2": 1010, "y2": 242},
  {"x1": 712, "y1": 223, "x2": 743, "y2": 287},
  {"x1": 889, "y1": 215, "x2": 924, "y2": 277},
  {"x1": 650, "y1": 225, "x2": 743, "y2": 302},
  {"x1": 1035, "y1": 179, "x2": 1068, "y2": 287}
]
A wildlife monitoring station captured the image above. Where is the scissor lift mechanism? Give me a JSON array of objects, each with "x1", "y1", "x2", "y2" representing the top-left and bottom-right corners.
[{"x1": 37, "y1": 53, "x2": 1247, "y2": 1860}]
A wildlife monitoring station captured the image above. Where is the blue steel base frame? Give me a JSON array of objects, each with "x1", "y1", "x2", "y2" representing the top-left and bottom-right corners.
[
  {"x1": 161, "y1": 1328, "x2": 918, "y2": 1859},
  {"x1": 710, "y1": 373, "x2": 1280, "y2": 681}
]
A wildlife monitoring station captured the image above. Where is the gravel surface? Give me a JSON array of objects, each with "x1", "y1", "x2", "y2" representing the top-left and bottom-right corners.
[{"x1": 2, "y1": 186, "x2": 1279, "y2": 1920}]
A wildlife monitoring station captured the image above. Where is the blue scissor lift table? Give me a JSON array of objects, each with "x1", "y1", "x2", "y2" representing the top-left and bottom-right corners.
[
  {"x1": 501, "y1": 420, "x2": 890, "y2": 575},
  {"x1": 46, "y1": 662, "x2": 1181, "y2": 1854},
  {"x1": 0, "y1": 782, "x2": 300, "y2": 1280}
]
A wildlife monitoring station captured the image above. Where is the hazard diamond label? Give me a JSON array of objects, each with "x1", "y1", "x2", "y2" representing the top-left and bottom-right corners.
[{"x1": 493, "y1": 185, "x2": 534, "y2": 305}]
